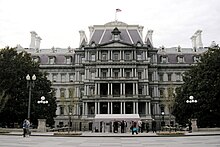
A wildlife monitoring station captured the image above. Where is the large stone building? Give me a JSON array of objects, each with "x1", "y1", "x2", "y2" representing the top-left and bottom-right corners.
[{"x1": 17, "y1": 21, "x2": 209, "y2": 132}]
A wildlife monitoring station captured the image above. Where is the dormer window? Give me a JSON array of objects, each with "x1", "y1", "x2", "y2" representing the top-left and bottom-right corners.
[
  {"x1": 33, "y1": 56, "x2": 40, "y2": 63},
  {"x1": 177, "y1": 56, "x2": 184, "y2": 63},
  {"x1": 111, "y1": 27, "x2": 121, "y2": 41},
  {"x1": 193, "y1": 56, "x2": 201, "y2": 63},
  {"x1": 160, "y1": 55, "x2": 168, "y2": 63},
  {"x1": 66, "y1": 56, "x2": 72, "y2": 64},
  {"x1": 49, "y1": 56, "x2": 56, "y2": 64}
]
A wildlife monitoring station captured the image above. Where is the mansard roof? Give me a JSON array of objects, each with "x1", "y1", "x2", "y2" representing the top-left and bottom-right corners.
[{"x1": 89, "y1": 21, "x2": 143, "y2": 46}]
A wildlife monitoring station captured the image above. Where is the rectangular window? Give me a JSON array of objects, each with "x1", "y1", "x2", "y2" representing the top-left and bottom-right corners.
[
  {"x1": 138, "y1": 72, "x2": 142, "y2": 79},
  {"x1": 176, "y1": 73, "x2": 181, "y2": 81},
  {"x1": 69, "y1": 88, "x2": 74, "y2": 98},
  {"x1": 60, "y1": 106, "x2": 64, "y2": 115},
  {"x1": 91, "y1": 54, "x2": 95, "y2": 61},
  {"x1": 114, "y1": 72, "x2": 118, "y2": 78},
  {"x1": 125, "y1": 53, "x2": 130, "y2": 60},
  {"x1": 61, "y1": 74, "x2": 66, "y2": 83},
  {"x1": 168, "y1": 73, "x2": 172, "y2": 81},
  {"x1": 159, "y1": 88, "x2": 165, "y2": 98},
  {"x1": 102, "y1": 72, "x2": 106, "y2": 78},
  {"x1": 149, "y1": 87, "x2": 154, "y2": 97},
  {"x1": 52, "y1": 74, "x2": 57, "y2": 82},
  {"x1": 102, "y1": 54, "x2": 107, "y2": 60},
  {"x1": 126, "y1": 72, "x2": 130, "y2": 78},
  {"x1": 159, "y1": 73, "x2": 163, "y2": 81},
  {"x1": 60, "y1": 89, "x2": 65, "y2": 98},
  {"x1": 148, "y1": 72, "x2": 153, "y2": 81},
  {"x1": 69, "y1": 74, "x2": 74, "y2": 82},
  {"x1": 113, "y1": 54, "x2": 119, "y2": 60}
]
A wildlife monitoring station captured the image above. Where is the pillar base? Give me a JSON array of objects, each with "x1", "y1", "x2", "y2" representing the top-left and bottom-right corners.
[
  {"x1": 37, "y1": 119, "x2": 46, "y2": 132},
  {"x1": 191, "y1": 119, "x2": 198, "y2": 132}
]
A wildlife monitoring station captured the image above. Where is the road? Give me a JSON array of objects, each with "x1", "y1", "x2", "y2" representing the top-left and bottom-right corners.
[{"x1": 0, "y1": 135, "x2": 220, "y2": 147}]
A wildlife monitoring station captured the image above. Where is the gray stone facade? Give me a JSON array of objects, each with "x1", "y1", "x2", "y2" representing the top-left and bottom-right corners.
[{"x1": 16, "y1": 21, "x2": 208, "y2": 131}]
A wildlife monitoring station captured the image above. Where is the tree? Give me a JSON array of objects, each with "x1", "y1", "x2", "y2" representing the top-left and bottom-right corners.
[
  {"x1": 0, "y1": 47, "x2": 56, "y2": 128},
  {"x1": 161, "y1": 83, "x2": 175, "y2": 132},
  {"x1": 173, "y1": 45, "x2": 220, "y2": 127}
]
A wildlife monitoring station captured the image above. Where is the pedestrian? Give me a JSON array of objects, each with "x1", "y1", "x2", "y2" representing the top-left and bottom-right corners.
[
  {"x1": 152, "y1": 119, "x2": 157, "y2": 133},
  {"x1": 22, "y1": 119, "x2": 28, "y2": 137},
  {"x1": 26, "y1": 119, "x2": 30, "y2": 136},
  {"x1": 121, "y1": 120, "x2": 125, "y2": 133},
  {"x1": 131, "y1": 121, "x2": 138, "y2": 135},
  {"x1": 138, "y1": 120, "x2": 142, "y2": 133},
  {"x1": 113, "y1": 120, "x2": 118, "y2": 133},
  {"x1": 146, "y1": 121, "x2": 149, "y2": 133}
]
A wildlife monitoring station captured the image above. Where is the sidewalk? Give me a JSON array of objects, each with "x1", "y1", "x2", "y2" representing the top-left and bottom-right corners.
[{"x1": 2, "y1": 130, "x2": 220, "y2": 137}]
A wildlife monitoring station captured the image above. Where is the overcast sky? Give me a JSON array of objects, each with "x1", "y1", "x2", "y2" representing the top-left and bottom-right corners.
[{"x1": 0, "y1": 0, "x2": 220, "y2": 49}]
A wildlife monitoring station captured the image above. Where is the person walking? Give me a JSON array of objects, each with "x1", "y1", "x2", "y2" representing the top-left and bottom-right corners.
[
  {"x1": 152, "y1": 119, "x2": 157, "y2": 133},
  {"x1": 22, "y1": 119, "x2": 28, "y2": 137}
]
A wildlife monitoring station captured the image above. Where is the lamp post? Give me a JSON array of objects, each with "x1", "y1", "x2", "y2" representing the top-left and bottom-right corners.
[
  {"x1": 26, "y1": 74, "x2": 36, "y2": 120},
  {"x1": 161, "y1": 112, "x2": 165, "y2": 128},
  {"x1": 37, "y1": 96, "x2": 48, "y2": 104},
  {"x1": 68, "y1": 112, "x2": 72, "y2": 134},
  {"x1": 186, "y1": 95, "x2": 198, "y2": 132}
]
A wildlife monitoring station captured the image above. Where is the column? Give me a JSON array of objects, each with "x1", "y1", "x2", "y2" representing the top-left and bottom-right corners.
[
  {"x1": 120, "y1": 83, "x2": 123, "y2": 95},
  {"x1": 136, "y1": 83, "x2": 138, "y2": 96},
  {"x1": 110, "y1": 83, "x2": 113, "y2": 95},
  {"x1": 95, "y1": 102, "x2": 97, "y2": 115},
  {"x1": 120, "y1": 69, "x2": 122, "y2": 77},
  {"x1": 148, "y1": 102, "x2": 151, "y2": 115},
  {"x1": 133, "y1": 102, "x2": 135, "y2": 114},
  {"x1": 132, "y1": 68, "x2": 134, "y2": 77},
  {"x1": 98, "y1": 83, "x2": 100, "y2": 95},
  {"x1": 95, "y1": 83, "x2": 97, "y2": 95},
  {"x1": 145, "y1": 102, "x2": 148, "y2": 115},
  {"x1": 108, "y1": 50, "x2": 110, "y2": 60},
  {"x1": 110, "y1": 102, "x2": 113, "y2": 114},
  {"x1": 120, "y1": 51, "x2": 121, "y2": 60},
  {"x1": 85, "y1": 102, "x2": 88, "y2": 115},
  {"x1": 120, "y1": 102, "x2": 123, "y2": 114},
  {"x1": 111, "y1": 68, "x2": 113, "y2": 78},
  {"x1": 108, "y1": 102, "x2": 110, "y2": 114},
  {"x1": 136, "y1": 102, "x2": 138, "y2": 114},
  {"x1": 123, "y1": 102, "x2": 125, "y2": 114},
  {"x1": 98, "y1": 102, "x2": 100, "y2": 114},
  {"x1": 133, "y1": 83, "x2": 135, "y2": 95},
  {"x1": 123, "y1": 83, "x2": 125, "y2": 96},
  {"x1": 82, "y1": 102, "x2": 85, "y2": 115},
  {"x1": 134, "y1": 68, "x2": 137, "y2": 77},
  {"x1": 108, "y1": 83, "x2": 110, "y2": 95},
  {"x1": 110, "y1": 50, "x2": 113, "y2": 60},
  {"x1": 146, "y1": 85, "x2": 149, "y2": 95}
]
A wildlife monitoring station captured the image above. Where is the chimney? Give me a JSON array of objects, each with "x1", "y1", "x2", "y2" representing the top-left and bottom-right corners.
[
  {"x1": 145, "y1": 30, "x2": 153, "y2": 45},
  {"x1": 35, "y1": 36, "x2": 42, "y2": 49},
  {"x1": 88, "y1": 26, "x2": 94, "y2": 40},
  {"x1": 190, "y1": 35, "x2": 196, "y2": 49},
  {"x1": 29, "y1": 31, "x2": 37, "y2": 49},
  {"x1": 79, "y1": 30, "x2": 88, "y2": 46},
  {"x1": 195, "y1": 30, "x2": 203, "y2": 48}
]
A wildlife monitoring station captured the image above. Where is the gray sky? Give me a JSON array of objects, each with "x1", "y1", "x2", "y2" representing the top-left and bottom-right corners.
[{"x1": 0, "y1": 0, "x2": 220, "y2": 49}]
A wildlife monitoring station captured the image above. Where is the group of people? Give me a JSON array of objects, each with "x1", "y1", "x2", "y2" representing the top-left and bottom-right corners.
[
  {"x1": 130, "y1": 119, "x2": 157, "y2": 135},
  {"x1": 22, "y1": 119, "x2": 30, "y2": 137},
  {"x1": 113, "y1": 120, "x2": 127, "y2": 133}
]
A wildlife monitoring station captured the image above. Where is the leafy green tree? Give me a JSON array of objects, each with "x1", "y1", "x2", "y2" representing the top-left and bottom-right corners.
[
  {"x1": 0, "y1": 47, "x2": 56, "y2": 128},
  {"x1": 173, "y1": 45, "x2": 220, "y2": 127}
]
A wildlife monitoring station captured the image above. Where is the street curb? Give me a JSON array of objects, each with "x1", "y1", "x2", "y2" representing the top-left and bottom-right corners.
[{"x1": 1, "y1": 133, "x2": 220, "y2": 137}]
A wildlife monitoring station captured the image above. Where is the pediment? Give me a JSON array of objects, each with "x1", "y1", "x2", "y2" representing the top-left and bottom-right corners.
[{"x1": 99, "y1": 41, "x2": 133, "y2": 48}]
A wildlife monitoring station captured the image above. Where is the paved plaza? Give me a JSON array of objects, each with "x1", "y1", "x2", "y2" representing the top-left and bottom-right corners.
[{"x1": 0, "y1": 135, "x2": 220, "y2": 147}]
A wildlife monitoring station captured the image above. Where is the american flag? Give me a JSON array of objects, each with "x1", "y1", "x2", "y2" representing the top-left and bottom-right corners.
[{"x1": 116, "y1": 9, "x2": 122, "y2": 12}]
